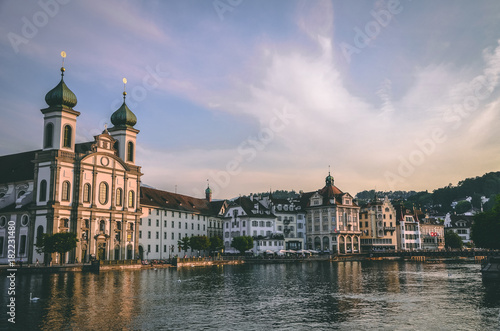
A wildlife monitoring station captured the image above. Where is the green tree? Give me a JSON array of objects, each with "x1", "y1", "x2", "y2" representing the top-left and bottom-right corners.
[
  {"x1": 190, "y1": 235, "x2": 210, "y2": 256},
  {"x1": 472, "y1": 196, "x2": 500, "y2": 249},
  {"x1": 209, "y1": 236, "x2": 224, "y2": 254},
  {"x1": 482, "y1": 194, "x2": 498, "y2": 211},
  {"x1": 177, "y1": 236, "x2": 191, "y2": 252},
  {"x1": 231, "y1": 236, "x2": 254, "y2": 254},
  {"x1": 445, "y1": 231, "x2": 463, "y2": 249},
  {"x1": 455, "y1": 200, "x2": 472, "y2": 214},
  {"x1": 36, "y1": 232, "x2": 79, "y2": 265},
  {"x1": 471, "y1": 193, "x2": 482, "y2": 210}
]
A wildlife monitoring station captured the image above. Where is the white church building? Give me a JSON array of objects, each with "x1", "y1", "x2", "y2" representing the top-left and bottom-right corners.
[{"x1": 0, "y1": 64, "x2": 142, "y2": 264}]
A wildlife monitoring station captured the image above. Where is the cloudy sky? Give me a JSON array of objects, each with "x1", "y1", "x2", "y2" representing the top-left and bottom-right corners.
[{"x1": 1, "y1": 0, "x2": 500, "y2": 199}]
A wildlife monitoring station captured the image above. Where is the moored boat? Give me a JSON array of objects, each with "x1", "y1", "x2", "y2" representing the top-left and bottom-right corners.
[{"x1": 480, "y1": 257, "x2": 500, "y2": 280}]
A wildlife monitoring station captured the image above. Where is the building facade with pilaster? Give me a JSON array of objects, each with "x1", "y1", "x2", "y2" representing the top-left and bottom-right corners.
[
  {"x1": 301, "y1": 172, "x2": 361, "y2": 254},
  {"x1": 0, "y1": 65, "x2": 142, "y2": 264}
]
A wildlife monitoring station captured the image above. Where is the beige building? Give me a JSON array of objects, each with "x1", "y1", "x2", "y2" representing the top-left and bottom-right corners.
[
  {"x1": 302, "y1": 172, "x2": 361, "y2": 254},
  {"x1": 359, "y1": 196, "x2": 398, "y2": 252},
  {"x1": 420, "y1": 217, "x2": 445, "y2": 250}
]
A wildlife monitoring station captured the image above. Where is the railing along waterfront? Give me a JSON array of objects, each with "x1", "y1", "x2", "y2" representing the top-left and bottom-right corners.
[
  {"x1": 369, "y1": 249, "x2": 500, "y2": 258},
  {"x1": 99, "y1": 259, "x2": 141, "y2": 265}
]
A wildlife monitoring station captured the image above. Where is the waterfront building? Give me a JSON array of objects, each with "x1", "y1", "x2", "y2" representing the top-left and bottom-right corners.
[
  {"x1": 267, "y1": 196, "x2": 305, "y2": 250},
  {"x1": 139, "y1": 186, "x2": 226, "y2": 259},
  {"x1": 301, "y1": 172, "x2": 361, "y2": 254},
  {"x1": 445, "y1": 214, "x2": 474, "y2": 245},
  {"x1": 223, "y1": 196, "x2": 283, "y2": 254},
  {"x1": 420, "y1": 216, "x2": 445, "y2": 250},
  {"x1": 0, "y1": 66, "x2": 142, "y2": 265},
  {"x1": 395, "y1": 205, "x2": 421, "y2": 250},
  {"x1": 359, "y1": 196, "x2": 398, "y2": 251}
]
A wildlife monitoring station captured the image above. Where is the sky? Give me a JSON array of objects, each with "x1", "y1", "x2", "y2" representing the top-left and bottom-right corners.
[{"x1": 1, "y1": 0, "x2": 500, "y2": 200}]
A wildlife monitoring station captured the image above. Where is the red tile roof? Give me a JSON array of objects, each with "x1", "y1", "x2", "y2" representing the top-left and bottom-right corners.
[{"x1": 140, "y1": 186, "x2": 224, "y2": 216}]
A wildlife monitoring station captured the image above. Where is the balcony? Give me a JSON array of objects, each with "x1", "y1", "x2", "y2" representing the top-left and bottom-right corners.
[{"x1": 384, "y1": 227, "x2": 396, "y2": 231}]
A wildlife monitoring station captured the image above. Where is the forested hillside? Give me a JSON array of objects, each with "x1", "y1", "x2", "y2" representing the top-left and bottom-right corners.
[{"x1": 356, "y1": 171, "x2": 500, "y2": 213}]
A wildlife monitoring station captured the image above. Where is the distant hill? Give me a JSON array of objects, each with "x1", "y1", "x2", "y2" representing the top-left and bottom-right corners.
[{"x1": 356, "y1": 171, "x2": 500, "y2": 213}]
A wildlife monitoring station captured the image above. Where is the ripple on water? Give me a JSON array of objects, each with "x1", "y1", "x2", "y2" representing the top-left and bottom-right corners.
[{"x1": 2, "y1": 261, "x2": 499, "y2": 330}]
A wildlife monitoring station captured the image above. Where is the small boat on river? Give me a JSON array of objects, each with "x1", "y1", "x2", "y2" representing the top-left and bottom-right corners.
[{"x1": 480, "y1": 257, "x2": 500, "y2": 280}]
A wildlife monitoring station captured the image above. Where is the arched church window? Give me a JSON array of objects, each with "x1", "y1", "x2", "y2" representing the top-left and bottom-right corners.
[
  {"x1": 44, "y1": 123, "x2": 53, "y2": 148},
  {"x1": 36, "y1": 225, "x2": 44, "y2": 244},
  {"x1": 39, "y1": 180, "x2": 47, "y2": 201},
  {"x1": 61, "y1": 181, "x2": 71, "y2": 201},
  {"x1": 99, "y1": 182, "x2": 109, "y2": 205},
  {"x1": 83, "y1": 183, "x2": 91, "y2": 203},
  {"x1": 60, "y1": 218, "x2": 69, "y2": 229},
  {"x1": 63, "y1": 125, "x2": 72, "y2": 148},
  {"x1": 127, "y1": 141, "x2": 134, "y2": 162},
  {"x1": 116, "y1": 188, "x2": 123, "y2": 206},
  {"x1": 128, "y1": 191, "x2": 135, "y2": 208}
]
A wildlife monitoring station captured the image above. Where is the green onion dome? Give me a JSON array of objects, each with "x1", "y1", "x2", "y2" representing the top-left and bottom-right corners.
[
  {"x1": 325, "y1": 172, "x2": 334, "y2": 186},
  {"x1": 110, "y1": 92, "x2": 137, "y2": 128},
  {"x1": 45, "y1": 67, "x2": 77, "y2": 109}
]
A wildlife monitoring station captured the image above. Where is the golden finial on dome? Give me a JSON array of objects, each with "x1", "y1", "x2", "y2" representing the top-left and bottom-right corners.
[
  {"x1": 60, "y1": 51, "x2": 66, "y2": 76},
  {"x1": 122, "y1": 77, "x2": 127, "y2": 98}
]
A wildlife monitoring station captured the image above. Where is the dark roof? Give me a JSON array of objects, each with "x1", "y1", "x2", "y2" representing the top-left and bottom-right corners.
[
  {"x1": 0, "y1": 150, "x2": 39, "y2": 184},
  {"x1": 0, "y1": 202, "x2": 33, "y2": 213},
  {"x1": 209, "y1": 200, "x2": 227, "y2": 216},
  {"x1": 140, "y1": 186, "x2": 216, "y2": 216},
  {"x1": 449, "y1": 214, "x2": 474, "y2": 227},
  {"x1": 229, "y1": 197, "x2": 275, "y2": 218},
  {"x1": 394, "y1": 205, "x2": 423, "y2": 223},
  {"x1": 299, "y1": 184, "x2": 357, "y2": 208},
  {"x1": 75, "y1": 142, "x2": 94, "y2": 154}
]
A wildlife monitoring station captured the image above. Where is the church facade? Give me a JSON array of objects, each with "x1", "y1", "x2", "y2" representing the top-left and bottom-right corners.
[{"x1": 0, "y1": 65, "x2": 142, "y2": 264}]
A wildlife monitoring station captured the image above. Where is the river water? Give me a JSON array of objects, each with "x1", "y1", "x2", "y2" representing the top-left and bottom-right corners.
[{"x1": 1, "y1": 260, "x2": 499, "y2": 330}]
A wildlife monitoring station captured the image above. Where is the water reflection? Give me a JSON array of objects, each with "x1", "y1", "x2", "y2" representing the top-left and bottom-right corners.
[{"x1": 1, "y1": 261, "x2": 498, "y2": 330}]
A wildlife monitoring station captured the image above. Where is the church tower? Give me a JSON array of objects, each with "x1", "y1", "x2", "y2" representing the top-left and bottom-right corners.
[
  {"x1": 40, "y1": 53, "x2": 79, "y2": 152},
  {"x1": 108, "y1": 79, "x2": 139, "y2": 164},
  {"x1": 325, "y1": 169, "x2": 334, "y2": 187},
  {"x1": 205, "y1": 181, "x2": 213, "y2": 202}
]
